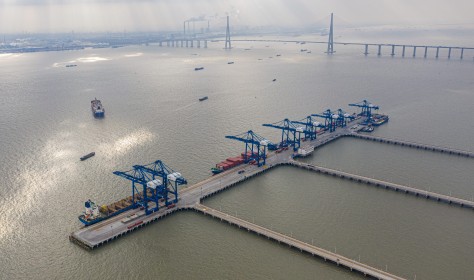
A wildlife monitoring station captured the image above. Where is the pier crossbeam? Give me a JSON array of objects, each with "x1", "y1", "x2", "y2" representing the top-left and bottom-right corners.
[{"x1": 194, "y1": 204, "x2": 405, "y2": 280}]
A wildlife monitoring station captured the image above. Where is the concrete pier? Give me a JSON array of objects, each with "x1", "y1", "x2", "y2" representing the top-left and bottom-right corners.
[
  {"x1": 347, "y1": 133, "x2": 474, "y2": 158},
  {"x1": 194, "y1": 204, "x2": 405, "y2": 280},
  {"x1": 288, "y1": 161, "x2": 474, "y2": 209}
]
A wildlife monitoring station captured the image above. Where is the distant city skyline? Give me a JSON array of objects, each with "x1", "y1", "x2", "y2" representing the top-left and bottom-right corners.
[{"x1": 1, "y1": 0, "x2": 473, "y2": 33}]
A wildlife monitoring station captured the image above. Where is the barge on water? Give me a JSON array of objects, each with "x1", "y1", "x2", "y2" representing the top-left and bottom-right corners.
[{"x1": 80, "y1": 152, "x2": 95, "y2": 161}]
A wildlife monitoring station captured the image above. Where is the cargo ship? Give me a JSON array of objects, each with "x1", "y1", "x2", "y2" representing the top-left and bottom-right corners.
[
  {"x1": 91, "y1": 98, "x2": 104, "y2": 117},
  {"x1": 370, "y1": 114, "x2": 389, "y2": 126},
  {"x1": 211, "y1": 152, "x2": 261, "y2": 174},
  {"x1": 79, "y1": 198, "x2": 134, "y2": 226}
]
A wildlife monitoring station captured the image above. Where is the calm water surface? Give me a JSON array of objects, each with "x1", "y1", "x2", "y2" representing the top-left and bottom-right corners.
[{"x1": 0, "y1": 33, "x2": 473, "y2": 279}]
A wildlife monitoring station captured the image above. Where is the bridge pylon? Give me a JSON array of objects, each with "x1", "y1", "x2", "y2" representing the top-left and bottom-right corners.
[
  {"x1": 225, "y1": 15, "x2": 232, "y2": 49},
  {"x1": 326, "y1": 13, "x2": 335, "y2": 54}
]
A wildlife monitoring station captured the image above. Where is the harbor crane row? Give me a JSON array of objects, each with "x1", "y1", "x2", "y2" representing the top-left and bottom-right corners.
[
  {"x1": 225, "y1": 130, "x2": 276, "y2": 167},
  {"x1": 291, "y1": 116, "x2": 325, "y2": 141},
  {"x1": 263, "y1": 119, "x2": 308, "y2": 151},
  {"x1": 113, "y1": 160, "x2": 187, "y2": 215},
  {"x1": 335, "y1": 109, "x2": 355, "y2": 128},
  {"x1": 312, "y1": 109, "x2": 339, "y2": 133},
  {"x1": 349, "y1": 100, "x2": 379, "y2": 121}
]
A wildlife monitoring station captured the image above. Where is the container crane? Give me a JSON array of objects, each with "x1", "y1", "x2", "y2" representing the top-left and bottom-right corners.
[
  {"x1": 225, "y1": 130, "x2": 274, "y2": 166},
  {"x1": 335, "y1": 109, "x2": 355, "y2": 128},
  {"x1": 113, "y1": 160, "x2": 187, "y2": 215},
  {"x1": 312, "y1": 109, "x2": 338, "y2": 132},
  {"x1": 262, "y1": 119, "x2": 308, "y2": 151},
  {"x1": 291, "y1": 116, "x2": 325, "y2": 141},
  {"x1": 348, "y1": 100, "x2": 379, "y2": 121}
]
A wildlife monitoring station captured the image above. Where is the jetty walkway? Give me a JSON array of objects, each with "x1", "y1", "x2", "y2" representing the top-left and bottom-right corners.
[{"x1": 194, "y1": 204, "x2": 405, "y2": 280}]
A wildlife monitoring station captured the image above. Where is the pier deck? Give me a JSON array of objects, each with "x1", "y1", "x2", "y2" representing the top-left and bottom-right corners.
[{"x1": 194, "y1": 204, "x2": 405, "y2": 280}]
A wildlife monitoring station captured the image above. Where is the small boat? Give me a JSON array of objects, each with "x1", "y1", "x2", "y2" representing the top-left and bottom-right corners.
[
  {"x1": 80, "y1": 152, "x2": 95, "y2": 161},
  {"x1": 65, "y1": 64, "x2": 77, "y2": 67},
  {"x1": 227, "y1": 61, "x2": 234, "y2": 64},
  {"x1": 211, "y1": 167, "x2": 223, "y2": 175},
  {"x1": 194, "y1": 67, "x2": 204, "y2": 71},
  {"x1": 91, "y1": 98, "x2": 104, "y2": 117},
  {"x1": 199, "y1": 96, "x2": 208, "y2": 101},
  {"x1": 272, "y1": 79, "x2": 277, "y2": 82},
  {"x1": 360, "y1": 126, "x2": 374, "y2": 133}
]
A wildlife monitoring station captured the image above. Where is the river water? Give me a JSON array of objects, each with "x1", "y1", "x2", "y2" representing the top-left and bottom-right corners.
[{"x1": 0, "y1": 31, "x2": 473, "y2": 279}]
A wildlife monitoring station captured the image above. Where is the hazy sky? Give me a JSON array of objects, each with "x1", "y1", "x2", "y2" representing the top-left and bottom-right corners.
[{"x1": 1, "y1": 0, "x2": 473, "y2": 33}]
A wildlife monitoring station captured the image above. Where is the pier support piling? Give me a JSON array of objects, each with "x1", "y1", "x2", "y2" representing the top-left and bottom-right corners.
[
  {"x1": 413, "y1": 46, "x2": 417, "y2": 57},
  {"x1": 391, "y1": 45, "x2": 395, "y2": 56},
  {"x1": 424, "y1": 47, "x2": 428, "y2": 58},
  {"x1": 377, "y1": 45, "x2": 382, "y2": 56},
  {"x1": 436, "y1": 47, "x2": 440, "y2": 58},
  {"x1": 402, "y1": 46, "x2": 406, "y2": 57},
  {"x1": 364, "y1": 44, "x2": 369, "y2": 55}
]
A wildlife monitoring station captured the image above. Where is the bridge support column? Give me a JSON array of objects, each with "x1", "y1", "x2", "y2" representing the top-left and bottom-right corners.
[
  {"x1": 186, "y1": 40, "x2": 189, "y2": 47},
  {"x1": 180, "y1": 40, "x2": 183, "y2": 47},
  {"x1": 364, "y1": 44, "x2": 369, "y2": 55},
  {"x1": 402, "y1": 46, "x2": 406, "y2": 57},
  {"x1": 391, "y1": 45, "x2": 395, "y2": 56},
  {"x1": 377, "y1": 45, "x2": 381, "y2": 56},
  {"x1": 448, "y1": 47, "x2": 452, "y2": 59},
  {"x1": 413, "y1": 46, "x2": 417, "y2": 57},
  {"x1": 436, "y1": 47, "x2": 440, "y2": 58},
  {"x1": 166, "y1": 41, "x2": 170, "y2": 47},
  {"x1": 424, "y1": 46, "x2": 428, "y2": 58},
  {"x1": 172, "y1": 40, "x2": 175, "y2": 47},
  {"x1": 460, "y1": 48, "x2": 464, "y2": 60},
  {"x1": 204, "y1": 40, "x2": 208, "y2": 48},
  {"x1": 197, "y1": 40, "x2": 201, "y2": 48},
  {"x1": 190, "y1": 40, "x2": 194, "y2": 48}
]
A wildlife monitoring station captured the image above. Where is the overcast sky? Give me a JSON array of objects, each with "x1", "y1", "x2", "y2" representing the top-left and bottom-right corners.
[{"x1": 1, "y1": 0, "x2": 473, "y2": 33}]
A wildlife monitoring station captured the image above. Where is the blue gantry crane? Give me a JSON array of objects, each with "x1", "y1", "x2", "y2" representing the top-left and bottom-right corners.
[
  {"x1": 291, "y1": 116, "x2": 325, "y2": 141},
  {"x1": 335, "y1": 109, "x2": 355, "y2": 128},
  {"x1": 113, "y1": 160, "x2": 187, "y2": 215},
  {"x1": 225, "y1": 130, "x2": 276, "y2": 166},
  {"x1": 312, "y1": 109, "x2": 338, "y2": 132},
  {"x1": 348, "y1": 100, "x2": 379, "y2": 121},
  {"x1": 263, "y1": 119, "x2": 308, "y2": 151}
]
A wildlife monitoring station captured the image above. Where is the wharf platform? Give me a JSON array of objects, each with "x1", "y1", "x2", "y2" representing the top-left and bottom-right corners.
[
  {"x1": 194, "y1": 204, "x2": 405, "y2": 280},
  {"x1": 70, "y1": 121, "x2": 472, "y2": 278}
]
